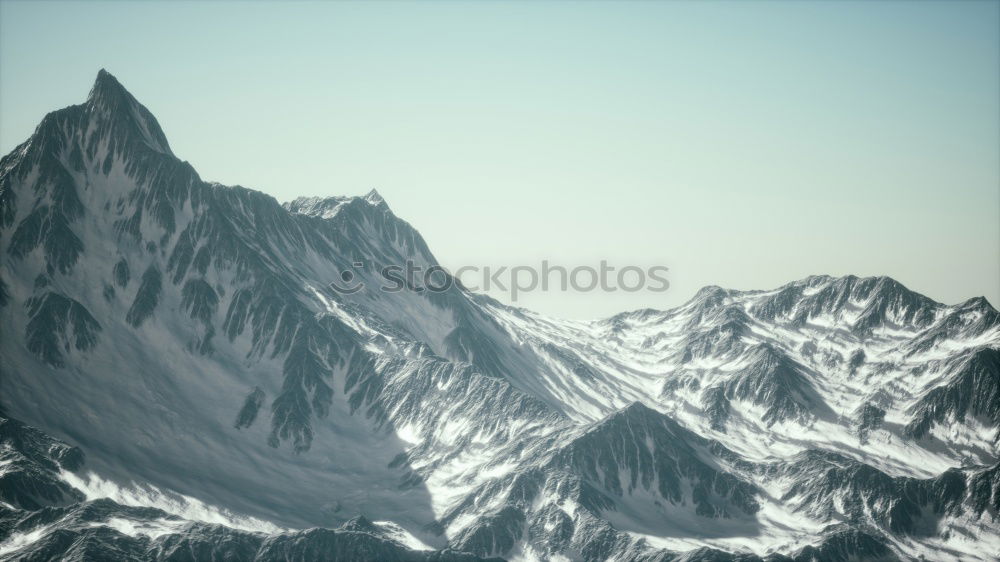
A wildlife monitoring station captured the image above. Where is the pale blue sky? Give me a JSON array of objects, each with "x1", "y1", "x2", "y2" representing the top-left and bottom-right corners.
[{"x1": 2, "y1": 1, "x2": 998, "y2": 318}]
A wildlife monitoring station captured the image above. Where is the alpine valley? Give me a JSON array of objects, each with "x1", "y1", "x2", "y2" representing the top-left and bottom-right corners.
[{"x1": 1, "y1": 71, "x2": 998, "y2": 562}]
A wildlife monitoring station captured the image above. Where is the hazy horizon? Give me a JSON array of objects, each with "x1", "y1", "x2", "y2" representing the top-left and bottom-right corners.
[{"x1": 2, "y1": 0, "x2": 997, "y2": 319}]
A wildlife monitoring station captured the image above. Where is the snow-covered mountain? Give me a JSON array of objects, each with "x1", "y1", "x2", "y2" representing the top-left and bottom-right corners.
[{"x1": 1, "y1": 71, "x2": 998, "y2": 561}]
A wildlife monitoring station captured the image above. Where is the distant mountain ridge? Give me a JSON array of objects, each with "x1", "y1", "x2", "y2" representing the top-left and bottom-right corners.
[{"x1": 1, "y1": 71, "x2": 998, "y2": 561}]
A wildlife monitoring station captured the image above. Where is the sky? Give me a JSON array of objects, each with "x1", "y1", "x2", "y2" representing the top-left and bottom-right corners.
[{"x1": 1, "y1": 1, "x2": 998, "y2": 319}]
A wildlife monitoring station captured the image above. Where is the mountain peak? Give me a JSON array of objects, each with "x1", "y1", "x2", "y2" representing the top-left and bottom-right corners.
[
  {"x1": 96, "y1": 68, "x2": 115, "y2": 83},
  {"x1": 603, "y1": 401, "x2": 663, "y2": 425},
  {"x1": 364, "y1": 188, "x2": 386, "y2": 206},
  {"x1": 338, "y1": 515, "x2": 379, "y2": 533},
  {"x1": 284, "y1": 195, "x2": 351, "y2": 219},
  {"x1": 959, "y1": 295, "x2": 995, "y2": 311},
  {"x1": 87, "y1": 69, "x2": 130, "y2": 106},
  {"x1": 80, "y1": 69, "x2": 173, "y2": 156}
]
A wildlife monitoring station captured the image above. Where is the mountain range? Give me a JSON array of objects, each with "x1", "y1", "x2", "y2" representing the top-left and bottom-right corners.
[{"x1": 1, "y1": 70, "x2": 998, "y2": 561}]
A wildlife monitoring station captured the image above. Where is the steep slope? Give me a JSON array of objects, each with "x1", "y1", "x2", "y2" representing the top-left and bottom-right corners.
[
  {"x1": 0, "y1": 410, "x2": 497, "y2": 561},
  {"x1": 1, "y1": 70, "x2": 442, "y2": 533}
]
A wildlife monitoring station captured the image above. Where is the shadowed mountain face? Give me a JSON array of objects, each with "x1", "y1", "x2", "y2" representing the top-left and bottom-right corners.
[{"x1": 1, "y1": 72, "x2": 999, "y2": 561}]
